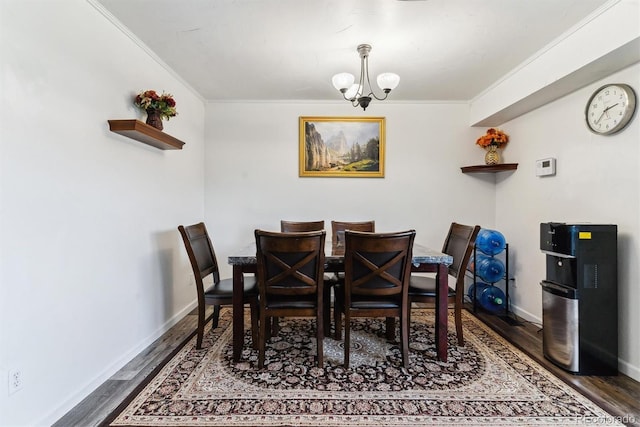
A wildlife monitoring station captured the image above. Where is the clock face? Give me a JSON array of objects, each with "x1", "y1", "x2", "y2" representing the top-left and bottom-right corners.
[{"x1": 585, "y1": 84, "x2": 637, "y2": 135}]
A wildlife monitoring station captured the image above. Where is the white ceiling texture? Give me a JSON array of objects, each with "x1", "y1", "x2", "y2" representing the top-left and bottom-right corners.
[{"x1": 94, "y1": 0, "x2": 613, "y2": 103}]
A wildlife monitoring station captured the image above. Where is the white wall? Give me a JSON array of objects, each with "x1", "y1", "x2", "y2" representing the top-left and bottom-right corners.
[
  {"x1": 0, "y1": 1, "x2": 206, "y2": 425},
  {"x1": 495, "y1": 64, "x2": 640, "y2": 380},
  {"x1": 203, "y1": 102, "x2": 497, "y2": 278}
]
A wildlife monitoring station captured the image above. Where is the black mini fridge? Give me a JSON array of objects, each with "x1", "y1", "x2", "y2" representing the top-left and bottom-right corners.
[{"x1": 539, "y1": 222, "x2": 618, "y2": 375}]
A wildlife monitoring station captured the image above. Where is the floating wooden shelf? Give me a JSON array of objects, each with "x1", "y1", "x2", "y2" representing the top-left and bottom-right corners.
[
  {"x1": 108, "y1": 119, "x2": 185, "y2": 150},
  {"x1": 461, "y1": 163, "x2": 518, "y2": 174}
]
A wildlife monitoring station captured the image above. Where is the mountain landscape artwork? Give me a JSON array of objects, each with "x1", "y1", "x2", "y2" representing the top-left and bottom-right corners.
[{"x1": 299, "y1": 117, "x2": 385, "y2": 177}]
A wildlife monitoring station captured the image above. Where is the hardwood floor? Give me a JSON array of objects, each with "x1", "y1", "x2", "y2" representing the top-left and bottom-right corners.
[
  {"x1": 471, "y1": 306, "x2": 640, "y2": 426},
  {"x1": 54, "y1": 307, "x2": 640, "y2": 426}
]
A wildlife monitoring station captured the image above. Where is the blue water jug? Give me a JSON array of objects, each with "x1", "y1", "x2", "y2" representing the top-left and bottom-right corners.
[
  {"x1": 467, "y1": 282, "x2": 490, "y2": 302},
  {"x1": 467, "y1": 282, "x2": 506, "y2": 313},
  {"x1": 479, "y1": 285, "x2": 506, "y2": 313},
  {"x1": 469, "y1": 253, "x2": 505, "y2": 283},
  {"x1": 475, "y1": 228, "x2": 506, "y2": 255}
]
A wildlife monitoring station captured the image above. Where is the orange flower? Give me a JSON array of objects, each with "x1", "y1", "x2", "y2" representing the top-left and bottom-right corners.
[{"x1": 476, "y1": 128, "x2": 509, "y2": 148}]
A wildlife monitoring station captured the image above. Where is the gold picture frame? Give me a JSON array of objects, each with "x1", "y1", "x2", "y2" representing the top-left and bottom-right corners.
[{"x1": 299, "y1": 116, "x2": 385, "y2": 177}]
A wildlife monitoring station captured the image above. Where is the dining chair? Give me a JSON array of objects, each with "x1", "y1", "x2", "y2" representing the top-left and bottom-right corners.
[
  {"x1": 334, "y1": 229, "x2": 416, "y2": 368},
  {"x1": 326, "y1": 221, "x2": 376, "y2": 330},
  {"x1": 331, "y1": 220, "x2": 375, "y2": 247},
  {"x1": 254, "y1": 229, "x2": 326, "y2": 369},
  {"x1": 280, "y1": 220, "x2": 325, "y2": 232},
  {"x1": 178, "y1": 222, "x2": 259, "y2": 350},
  {"x1": 408, "y1": 222, "x2": 481, "y2": 346}
]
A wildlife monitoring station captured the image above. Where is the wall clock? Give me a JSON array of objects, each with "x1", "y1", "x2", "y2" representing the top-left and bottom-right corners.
[{"x1": 585, "y1": 83, "x2": 636, "y2": 135}]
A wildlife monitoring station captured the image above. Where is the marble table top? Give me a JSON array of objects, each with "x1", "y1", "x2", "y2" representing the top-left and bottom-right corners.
[{"x1": 228, "y1": 241, "x2": 452, "y2": 266}]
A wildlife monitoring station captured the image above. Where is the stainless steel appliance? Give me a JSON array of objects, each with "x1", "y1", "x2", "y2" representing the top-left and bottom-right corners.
[{"x1": 539, "y1": 222, "x2": 617, "y2": 375}]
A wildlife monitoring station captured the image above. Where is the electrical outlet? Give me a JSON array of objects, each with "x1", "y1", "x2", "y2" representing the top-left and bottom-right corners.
[{"x1": 8, "y1": 369, "x2": 23, "y2": 394}]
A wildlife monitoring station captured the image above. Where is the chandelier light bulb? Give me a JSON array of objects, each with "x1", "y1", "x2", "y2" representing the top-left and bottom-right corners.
[
  {"x1": 332, "y1": 73, "x2": 355, "y2": 92},
  {"x1": 344, "y1": 83, "x2": 361, "y2": 101},
  {"x1": 377, "y1": 73, "x2": 400, "y2": 92}
]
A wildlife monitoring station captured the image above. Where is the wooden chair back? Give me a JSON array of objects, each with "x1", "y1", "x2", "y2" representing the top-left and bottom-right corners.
[
  {"x1": 442, "y1": 222, "x2": 481, "y2": 285},
  {"x1": 256, "y1": 230, "x2": 326, "y2": 297},
  {"x1": 280, "y1": 220, "x2": 325, "y2": 232},
  {"x1": 344, "y1": 230, "x2": 415, "y2": 301},
  {"x1": 179, "y1": 222, "x2": 221, "y2": 294}
]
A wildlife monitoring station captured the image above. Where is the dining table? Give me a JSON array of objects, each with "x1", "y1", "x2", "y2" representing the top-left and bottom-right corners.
[{"x1": 228, "y1": 239, "x2": 454, "y2": 363}]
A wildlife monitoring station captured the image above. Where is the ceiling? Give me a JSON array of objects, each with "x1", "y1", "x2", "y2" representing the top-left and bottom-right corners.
[{"x1": 95, "y1": 0, "x2": 611, "y2": 103}]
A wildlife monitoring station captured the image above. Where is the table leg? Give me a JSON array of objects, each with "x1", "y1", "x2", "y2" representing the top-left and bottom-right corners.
[
  {"x1": 435, "y1": 263, "x2": 448, "y2": 362},
  {"x1": 232, "y1": 264, "x2": 244, "y2": 363}
]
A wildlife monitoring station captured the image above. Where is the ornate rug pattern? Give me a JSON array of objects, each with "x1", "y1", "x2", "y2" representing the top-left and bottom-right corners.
[{"x1": 107, "y1": 309, "x2": 621, "y2": 426}]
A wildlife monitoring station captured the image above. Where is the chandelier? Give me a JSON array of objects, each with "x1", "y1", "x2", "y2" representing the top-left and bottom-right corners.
[{"x1": 331, "y1": 44, "x2": 400, "y2": 111}]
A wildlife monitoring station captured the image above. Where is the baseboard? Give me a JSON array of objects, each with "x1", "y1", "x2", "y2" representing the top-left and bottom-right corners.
[
  {"x1": 618, "y1": 358, "x2": 640, "y2": 382},
  {"x1": 509, "y1": 303, "x2": 542, "y2": 326}
]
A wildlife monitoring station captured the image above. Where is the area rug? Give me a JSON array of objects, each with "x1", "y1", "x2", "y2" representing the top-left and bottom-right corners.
[{"x1": 105, "y1": 309, "x2": 622, "y2": 426}]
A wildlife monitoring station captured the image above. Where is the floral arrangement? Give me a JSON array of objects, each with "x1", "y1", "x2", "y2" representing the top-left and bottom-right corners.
[
  {"x1": 134, "y1": 90, "x2": 177, "y2": 120},
  {"x1": 476, "y1": 128, "x2": 509, "y2": 148}
]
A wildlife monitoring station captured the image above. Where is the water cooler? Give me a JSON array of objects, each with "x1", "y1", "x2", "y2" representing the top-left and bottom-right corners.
[{"x1": 539, "y1": 222, "x2": 618, "y2": 375}]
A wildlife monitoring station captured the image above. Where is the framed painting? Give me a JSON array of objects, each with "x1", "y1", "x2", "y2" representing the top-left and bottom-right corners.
[{"x1": 299, "y1": 116, "x2": 385, "y2": 177}]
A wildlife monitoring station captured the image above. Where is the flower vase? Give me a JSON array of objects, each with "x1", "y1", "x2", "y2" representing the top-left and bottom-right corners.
[
  {"x1": 145, "y1": 108, "x2": 163, "y2": 130},
  {"x1": 484, "y1": 145, "x2": 500, "y2": 165}
]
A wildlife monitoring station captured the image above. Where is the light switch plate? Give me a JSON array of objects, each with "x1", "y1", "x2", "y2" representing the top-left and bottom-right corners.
[{"x1": 536, "y1": 158, "x2": 556, "y2": 177}]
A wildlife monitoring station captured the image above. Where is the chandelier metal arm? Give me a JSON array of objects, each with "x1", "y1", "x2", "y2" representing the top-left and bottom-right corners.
[{"x1": 363, "y1": 56, "x2": 389, "y2": 101}]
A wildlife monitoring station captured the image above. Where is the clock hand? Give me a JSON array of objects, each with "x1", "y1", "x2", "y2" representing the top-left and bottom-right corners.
[
  {"x1": 604, "y1": 103, "x2": 620, "y2": 120},
  {"x1": 595, "y1": 103, "x2": 620, "y2": 124}
]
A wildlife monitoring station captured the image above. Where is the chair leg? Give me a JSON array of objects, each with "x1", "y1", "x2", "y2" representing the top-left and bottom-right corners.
[
  {"x1": 385, "y1": 317, "x2": 396, "y2": 342},
  {"x1": 258, "y1": 312, "x2": 267, "y2": 369},
  {"x1": 196, "y1": 304, "x2": 206, "y2": 350},
  {"x1": 317, "y1": 305, "x2": 324, "y2": 367},
  {"x1": 211, "y1": 305, "x2": 221, "y2": 329},
  {"x1": 401, "y1": 313, "x2": 409, "y2": 369},
  {"x1": 343, "y1": 313, "x2": 350, "y2": 368},
  {"x1": 250, "y1": 300, "x2": 259, "y2": 349},
  {"x1": 334, "y1": 303, "x2": 342, "y2": 340},
  {"x1": 271, "y1": 317, "x2": 280, "y2": 336},
  {"x1": 323, "y1": 285, "x2": 332, "y2": 337},
  {"x1": 454, "y1": 304, "x2": 464, "y2": 346},
  {"x1": 265, "y1": 318, "x2": 272, "y2": 340}
]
